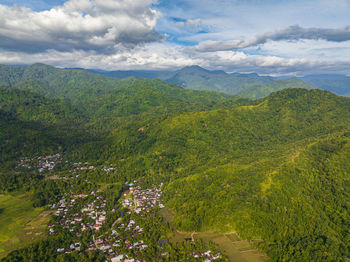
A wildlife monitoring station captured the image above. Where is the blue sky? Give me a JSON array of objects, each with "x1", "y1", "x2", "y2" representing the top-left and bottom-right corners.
[
  {"x1": 0, "y1": 0, "x2": 349, "y2": 75},
  {"x1": 0, "y1": 0, "x2": 65, "y2": 10}
]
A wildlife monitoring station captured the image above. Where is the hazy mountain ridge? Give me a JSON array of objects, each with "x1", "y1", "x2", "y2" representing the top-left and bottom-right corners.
[
  {"x1": 236, "y1": 77, "x2": 315, "y2": 99},
  {"x1": 89, "y1": 65, "x2": 350, "y2": 99},
  {"x1": 301, "y1": 74, "x2": 350, "y2": 97}
]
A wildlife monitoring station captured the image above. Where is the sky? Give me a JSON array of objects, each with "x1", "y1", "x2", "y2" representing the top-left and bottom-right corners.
[{"x1": 0, "y1": 0, "x2": 349, "y2": 75}]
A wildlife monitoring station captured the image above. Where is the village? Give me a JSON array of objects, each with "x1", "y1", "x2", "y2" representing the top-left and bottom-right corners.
[
  {"x1": 50, "y1": 182, "x2": 166, "y2": 261},
  {"x1": 121, "y1": 183, "x2": 165, "y2": 214},
  {"x1": 17, "y1": 153, "x2": 62, "y2": 172},
  {"x1": 51, "y1": 191, "x2": 107, "y2": 234},
  {"x1": 49, "y1": 180, "x2": 223, "y2": 262},
  {"x1": 14, "y1": 152, "x2": 224, "y2": 261},
  {"x1": 17, "y1": 153, "x2": 119, "y2": 178}
]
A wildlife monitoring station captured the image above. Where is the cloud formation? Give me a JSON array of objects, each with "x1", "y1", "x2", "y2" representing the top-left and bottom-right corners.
[
  {"x1": 0, "y1": 0, "x2": 349, "y2": 75},
  {"x1": 192, "y1": 25, "x2": 350, "y2": 52},
  {"x1": 1, "y1": 44, "x2": 350, "y2": 76},
  {"x1": 0, "y1": 0, "x2": 161, "y2": 53}
]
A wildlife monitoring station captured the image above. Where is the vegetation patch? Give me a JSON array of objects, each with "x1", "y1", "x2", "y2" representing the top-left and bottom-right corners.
[{"x1": 0, "y1": 194, "x2": 49, "y2": 258}]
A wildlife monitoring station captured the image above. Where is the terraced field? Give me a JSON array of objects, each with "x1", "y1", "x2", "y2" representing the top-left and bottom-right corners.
[{"x1": 0, "y1": 193, "x2": 51, "y2": 258}]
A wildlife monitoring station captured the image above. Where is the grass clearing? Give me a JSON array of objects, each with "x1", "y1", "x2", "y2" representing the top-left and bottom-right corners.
[
  {"x1": 0, "y1": 193, "x2": 51, "y2": 258},
  {"x1": 160, "y1": 207, "x2": 267, "y2": 262},
  {"x1": 195, "y1": 233, "x2": 268, "y2": 262}
]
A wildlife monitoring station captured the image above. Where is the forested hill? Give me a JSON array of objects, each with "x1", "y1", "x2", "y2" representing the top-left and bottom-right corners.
[
  {"x1": 103, "y1": 88, "x2": 350, "y2": 174},
  {"x1": 99, "y1": 88, "x2": 350, "y2": 261},
  {"x1": 0, "y1": 109, "x2": 62, "y2": 163},
  {"x1": 236, "y1": 78, "x2": 315, "y2": 99},
  {"x1": 0, "y1": 90, "x2": 95, "y2": 165},
  {"x1": 162, "y1": 65, "x2": 273, "y2": 96},
  {"x1": 0, "y1": 64, "x2": 244, "y2": 164},
  {"x1": 0, "y1": 89, "x2": 85, "y2": 125},
  {"x1": 0, "y1": 64, "x2": 243, "y2": 120}
]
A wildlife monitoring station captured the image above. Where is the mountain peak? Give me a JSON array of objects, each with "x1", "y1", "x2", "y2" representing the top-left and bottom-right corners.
[
  {"x1": 231, "y1": 72, "x2": 260, "y2": 78},
  {"x1": 181, "y1": 65, "x2": 208, "y2": 72},
  {"x1": 29, "y1": 63, "x2": 56, "y2": 69},
  {"x1": 179, "y1": 65, "x2": 227, "y2": 75}
]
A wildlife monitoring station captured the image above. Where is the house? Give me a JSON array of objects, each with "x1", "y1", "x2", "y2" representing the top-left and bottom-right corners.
[
  {"x1": 93, "y1": 224, "x2": 101, "y2": 231},
  {"x1": 74, "y1": 243, "x2": 81, "y2": 251},
  {"x1": 111, "y1": 254, "x2": 125, "y2": 262},
  {"x1": 100, "y1": 245, "x2": 111, "y2": 250}
]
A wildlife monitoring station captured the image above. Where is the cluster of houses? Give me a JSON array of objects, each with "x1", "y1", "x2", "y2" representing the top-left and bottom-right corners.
[
  {"x1": 50, "y1": 188, "x2": 151, "y2": 261},
  {"x1": 102, "y1": 166, "x2": 116, "y2": 173},
  {"x1": 95, "y1": 184, "x2": 167, "y2": 261},
  {"x1": 192, "y1": 250, "x2": 222, "y2": 261},
  {"x1": 51, "y1": 191, "x2": 108, "y2": 238},
  {"x1": 49, "y1": 181, "x2": 224, "y2": 261},
  {"x1": 122, "y1": 183, "x2": 164, "y2": 214},
  {"x1": 98, "y1": 218, "x2": 150, "y2": 262},
  {"x1": 16, "y1": 153, "x2": 118, "y2": 176},
  {"x1": 69, "y1": 162, "x2": 118, "y2": 174},
  {"x1": 70, "y1": 161, "x2": 95, "y2": 173},
  {"x1": 56, "y1": 242, "x2": 81, "y2": 253},
  {"x1": 17, "y1": 153, "x2": 62, "y2": 172}
]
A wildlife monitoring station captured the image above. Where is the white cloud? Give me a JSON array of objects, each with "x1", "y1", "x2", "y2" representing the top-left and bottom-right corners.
[
  {"x1": 1, "y1": 43, "x2": 349, "y2": 75},
  {"x1": 186, "y1": 19, "x2": 201, "y2": 27},
  {"x1": 261, "y1": 39, "x2": 350, "y2": 61},
  {"x1": 190, "y1": 25, "x2": 350, "y2": 52},
  {"x1": 0, "y1": 0, "x2": 349, "y2": 75},
  {"x1": 0, "y1": 0, "x2": 162, "y2": 53},
  {"x1": 175, "y1": 21, "x2": 185, "y2": 27}
]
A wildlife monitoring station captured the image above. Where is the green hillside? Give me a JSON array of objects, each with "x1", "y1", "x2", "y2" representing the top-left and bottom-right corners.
[
  {"x1": 0, "y1": 64, "x2": 245, "y2": 164},
  {"x1": 0, "y1": 89, "x2": 95, "y2": 165},
  {"x1": 0, "y1": 110, "x2": 60, "y2": 164},
  {"x1": 104, "y1": 88, "x2": 349, "y2": 173},
  {"x1": 0, "y1": 64, "x2": 242, "y2": 121},
  {"x1": 0, "y1": 89, "x2": 85, "y2": 125},
  {"x1": 237, "y1": 78, "x2": 316, "y2": 99},
  {"x1": 99, "y1": 88, "x2": 350, "y2": 261}
]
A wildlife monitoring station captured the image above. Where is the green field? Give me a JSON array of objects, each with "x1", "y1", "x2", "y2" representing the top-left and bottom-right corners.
[
  {"x1": 0, "y1": 193, "x2": 50, "y2": 258},
  {"x1": 160, "y1": 207, "x2": 267, "y2": 262}
]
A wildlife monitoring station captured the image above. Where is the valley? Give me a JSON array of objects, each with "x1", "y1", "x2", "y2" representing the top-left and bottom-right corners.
[
  {"x1": 0, "y1": 0, "x2": 349, "y2": 260},
  {"x1": 0, "y1": 64, "x2": 349, "y2": 261}
]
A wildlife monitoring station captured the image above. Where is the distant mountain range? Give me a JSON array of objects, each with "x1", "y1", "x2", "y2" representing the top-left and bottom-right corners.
[
  {"x1": 87, "y1": 65, "x2": 350, "y2": 99},
  {"x1": 300, "y1": 74, "x2": 350, "y2": 97}
]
